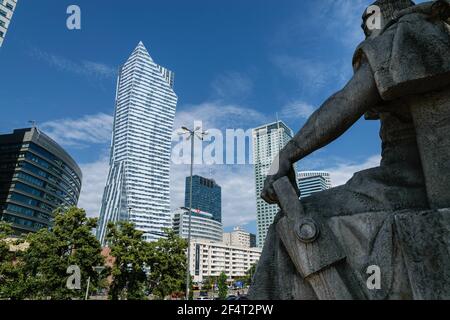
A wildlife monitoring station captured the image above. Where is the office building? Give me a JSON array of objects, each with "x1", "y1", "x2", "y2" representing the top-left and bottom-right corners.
[
  {"x1": 0, "y1": 0, "x2": 18, "y2": 48},
  {"x1": 189, "y1": 239, "x2": 262, "y2": 283},
  {"x1": 172, "y1": 207, "x2": 223, "y2": 243},
  {"x1": 252, "y1": 121, "x2": 294, "y2": 248},
  {"x1": 0, "y1": 128, "x2": 82, "y2": 233},
  {"x1": 97, "y1": 42, "x2": 178, "y2": 243},
  {"x1": 223, "y1": 226, "x2": 257, "y2": 248},
  {"x1": 185, "y1": 175, "x2": 221, "y2": 222},
  {"x1": 298, "y1": 171, "x2": 332, "y2": 199}
]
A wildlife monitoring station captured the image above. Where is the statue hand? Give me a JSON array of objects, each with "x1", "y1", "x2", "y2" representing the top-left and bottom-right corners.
[{"x1": 261, "y1": 154, "x2": 300, "y2": 204}]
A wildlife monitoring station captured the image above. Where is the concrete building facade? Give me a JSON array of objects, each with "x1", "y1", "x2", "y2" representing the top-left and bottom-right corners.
[
  {"x1": 172, "y1": 207, "x2": 223, "y2": 243},
  {"x1": 252, "y1": 121, "x2": 294, "y2": 247},
  {"x1": 189, "y1": 239, "x2": 262, "y2": 283},
  {"x1": 223, "y1": 226, "x2": 257, "y2": 248}
]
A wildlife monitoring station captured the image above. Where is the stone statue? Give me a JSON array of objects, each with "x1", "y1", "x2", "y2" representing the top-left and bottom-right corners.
[{"x1": 249, "y1": 0, "x2": 450, "y2": 300}]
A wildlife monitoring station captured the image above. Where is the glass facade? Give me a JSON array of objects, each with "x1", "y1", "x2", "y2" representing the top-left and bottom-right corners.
[
  {"x1": 0, "y1": 0, "x2": 18, "y2": 48},
  {"x1": 172, "y1": 208, "x2": 223, "y2": 243},
  {"x1": 96, "y1": 42, "x2": 178, "y2": 243},
  {"x1": 184, "y1": 175, "x2": 222, "y2": 222},
  {"x1": 252, "y1": 121, "x2": 294, "y2": 248},
  {"x1": 0, "y1": 128, "x2": 82, "y2": 234}
]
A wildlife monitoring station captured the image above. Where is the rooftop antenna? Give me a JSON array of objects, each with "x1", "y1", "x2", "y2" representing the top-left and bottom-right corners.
[
  {"x1": 28, "y1": 120, "x2": 40, "y2": 136},
  {"x1": 209, "y1": 167, "x2": 214, "y2": 179},
  {"x1": 28, "y1": 120, "x2": 37, "y2": 129}
]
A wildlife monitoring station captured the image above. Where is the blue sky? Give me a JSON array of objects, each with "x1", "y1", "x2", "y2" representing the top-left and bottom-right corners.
[{"x1": 0, "y1": 0, "x2": 415, "y2": 233}]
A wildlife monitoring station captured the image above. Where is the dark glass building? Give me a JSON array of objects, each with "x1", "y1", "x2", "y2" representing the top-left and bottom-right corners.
[
  {"x1": 250, "y1": 233, "x2": 257, "y2": 248},
  {"x1": 0, "y1": 128, "x2": 82, "y2": 234},
  {"x1": 184, "y1": 175, "x2": 221, "y2": 222}
]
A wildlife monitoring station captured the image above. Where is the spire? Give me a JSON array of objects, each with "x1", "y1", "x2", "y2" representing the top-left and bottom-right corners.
[{"x1": 131, "y1": 41, "x2": 153, "y2": 62}]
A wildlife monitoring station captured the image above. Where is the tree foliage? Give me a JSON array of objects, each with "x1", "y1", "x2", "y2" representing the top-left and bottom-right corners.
[
  {"x1": 1, "y1": 208, "x2": 189, "y2": 300},
  {"x1": 19, "y1": 207, "x2": 105, "y2": 300},
  {"x1": 106, "y1": 221, "x2": 150, "y2": 300},
  {"x1": 147, "y1": 229, "x2": 187, "y2": 300},
  {"x1": 0, "y1": 222, "x2": 27, "y2": 299},
  {"x1": 218, "y1": 272, "x2": 228, "y2": 300},
  {"x1": 3, "y1": 207, "x2": 104, "y2": 300}
]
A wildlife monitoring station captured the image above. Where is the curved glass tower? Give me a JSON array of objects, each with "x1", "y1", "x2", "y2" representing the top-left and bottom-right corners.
[
  {"x1": 0, "y1": 127, "x2": 82, "y2": 234},
  {"x1": 97, "y1": 42, "x2": 178, "y2": 243}
]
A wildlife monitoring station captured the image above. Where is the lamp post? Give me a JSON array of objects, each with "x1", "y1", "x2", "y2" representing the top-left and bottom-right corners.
[{"x1": 179, "y1": 126, "x2": 208, "y2": 300}]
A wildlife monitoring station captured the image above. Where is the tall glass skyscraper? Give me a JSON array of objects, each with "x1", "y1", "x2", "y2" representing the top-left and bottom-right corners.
[
  {"x1": 0, "y1": 128, "x2": 82, "y2": 234},
  {"x1": 97, "y1": 42, "x2": 178, "y2": 243},
  {"x1": 252, "y1": 121, "x2": 294, "y2": 248},
  {"x1": 0, "y1": 0, "x2": 18, "y2": 48},
  {"x1": 298, "y1": 171, "x2": 332, "y2": 199},
  {"x1": 184, "y1": 175, "x2": 222, "y2": 222}
]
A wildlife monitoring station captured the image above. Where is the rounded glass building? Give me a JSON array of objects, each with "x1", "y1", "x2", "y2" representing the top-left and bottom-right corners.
[{"x1": 0, "y1": 128, "x2": 82, "y2": 234}]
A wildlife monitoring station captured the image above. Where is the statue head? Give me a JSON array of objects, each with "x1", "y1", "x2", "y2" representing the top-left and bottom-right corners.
[{"x1": 362, "y1": 0, "x2": 415, "y2": 37}]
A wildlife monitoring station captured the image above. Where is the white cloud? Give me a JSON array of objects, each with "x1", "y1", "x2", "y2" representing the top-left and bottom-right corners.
[
  {"x1": 170, "y1": 163, "x2": 256, "y2": 228},
  {"x1": 311, "y1": 0, "x2": 367, "y2": 48},
  {"x1": 63, "y1": 105, "x2": 381, "y2": 230},
  {"x1": 30, "y1": 47, "x2": 117, "y2": 79},
  {"x1": 174, "y1": 101, "x2": 268, "y2": 130},
  {"x1": 272, "y1": 53, "x2": 353, "y2": 95},
  {"x1": 211, "y1": 72, "x2": 253, "y2": 100},
  {"x1": 41, "y1": 113, "x2": 113, "y2": 147},
  {"x1": 78, "y1": 156, "x2": 110, "y2": 218},
  {"x1": 280, "y1": 100, "x2": 316, "y2": 119},
  {"x1": 325, "y1": 154, "x2": 381, "y2": 187},
  {"x1": 171, "y1": 102, "x2": 265, "y2": 228},
  {"x1": 80, "y1": 158, "x2": 259, "y2": 228},
  {"x1": 70, "y1": 102, "x2": 264, "y2": 227},
  {"x1": 273, "y1": 55, "x2": 329, "y2": 91}
]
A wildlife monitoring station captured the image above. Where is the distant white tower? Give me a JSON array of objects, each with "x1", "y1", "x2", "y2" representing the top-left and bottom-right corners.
[
  {"x1": 297, "y1": 171, "x2": 332, "y2": 199},
  {"x1": 0, "y1": 0, "x2": 18, "y2": 48},
  {"x1": 252, "y1": 121, "x2": 294, "y2": 248},
  {"x1": 97, "y1": 42, "x2": 178, "y2": 243}
]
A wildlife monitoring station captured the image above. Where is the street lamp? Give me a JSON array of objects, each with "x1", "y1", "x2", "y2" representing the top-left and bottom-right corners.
[{"x1": 179, "y1": 126, "x2": 208, "y2": 300}]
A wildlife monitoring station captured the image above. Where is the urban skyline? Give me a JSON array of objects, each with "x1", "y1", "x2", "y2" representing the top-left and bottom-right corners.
[
  {"x1": 0, "y1": 0, "x2": 447, "y2": 305},
  {"x1": 0, "y1": 0, "x2": 390, "y2": 235}
]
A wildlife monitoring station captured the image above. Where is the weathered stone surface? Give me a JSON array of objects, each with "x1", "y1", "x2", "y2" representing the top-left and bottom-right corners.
[
  {"x1": 251, "y1": 0, "x2": 450, "y2": 300},
  {"x1": 250, "y1": 207, "x2": 450, "y2": 300}
]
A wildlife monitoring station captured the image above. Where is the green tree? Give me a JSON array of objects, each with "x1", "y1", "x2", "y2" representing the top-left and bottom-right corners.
[
  {"x1": 106, "y1": 221, "x2": 150, "y2": 300},
  {"x1": 0, "y1": 222, "x2": 27, "y2": 299},
  {"x1": 244, "y1": 263, "x2": 257, "y2": 286},
  {"x1": 202, "y1": 276, "x2": 213, "y2": 291},
  {"x1": 147, "y1": 229, "x2": 187, "y2": 300},
  {"x1": 218, "y1": 272, "x2": 228, "y2": 300},
  {"x1": 20, "y1": 207, "x2": 105, "y2": 300},
  {"x1": 189, "y1": 276, "x2": 194, "y2": 300}
]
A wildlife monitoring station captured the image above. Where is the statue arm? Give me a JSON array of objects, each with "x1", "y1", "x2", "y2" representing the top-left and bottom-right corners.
[
  {"x1": 281, "y1": 59, "x2": 381, "y2": 164},
  {"x1": 262, "y1": 59, "x2": 381, "y2": 204}
]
